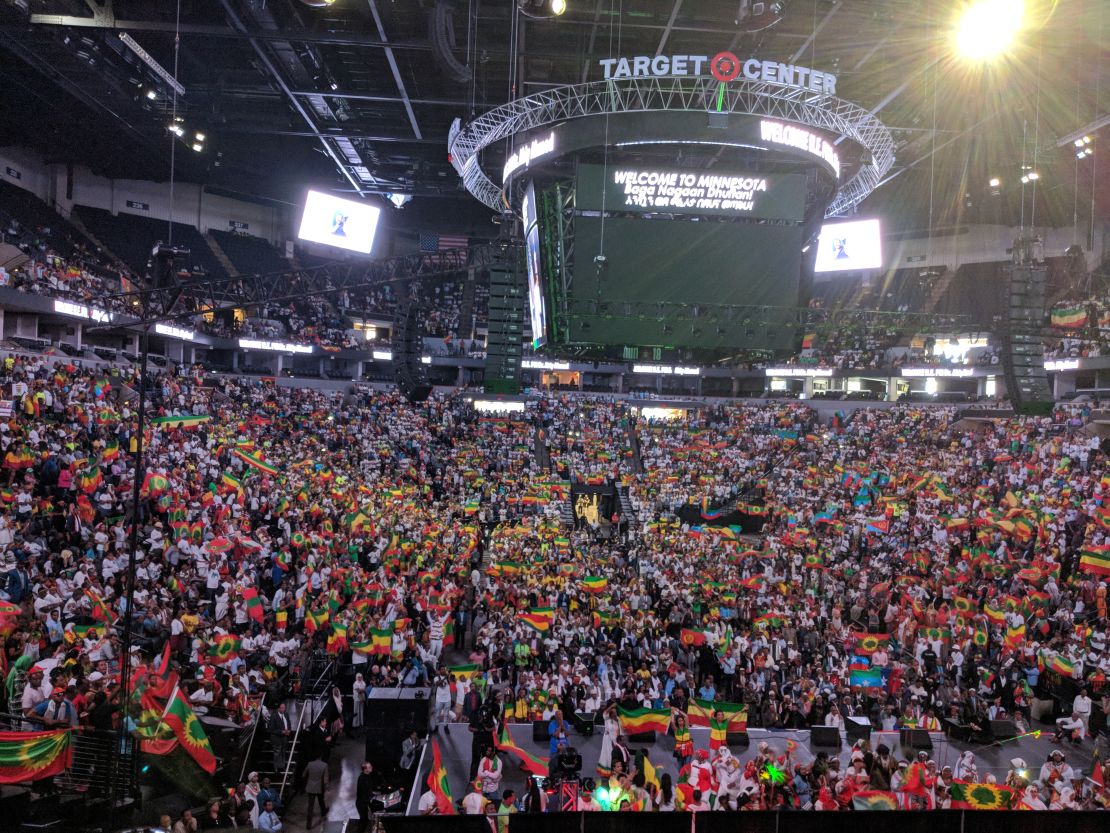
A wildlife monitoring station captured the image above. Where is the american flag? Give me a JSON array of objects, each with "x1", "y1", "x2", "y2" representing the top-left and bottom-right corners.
[{"x1": 419, "y1": 232, "x2": 469, "y2": 253}]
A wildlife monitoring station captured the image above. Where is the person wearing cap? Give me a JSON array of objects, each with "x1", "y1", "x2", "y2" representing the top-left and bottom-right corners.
[
  {"x1": 20, "y1": 666, "x2": 52, "y2": 730},
  {"x1": 31, "y1": 685, "x2": 77, "y2": 728}
]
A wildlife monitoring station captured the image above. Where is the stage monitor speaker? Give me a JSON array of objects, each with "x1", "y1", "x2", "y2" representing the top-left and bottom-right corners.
[
  {"x1": 902, "y1": 729, "x2": 933, "y2": 750},
  {"x1": 845, "y1": 718, "x2": 871, "y2": 743},
  {"x1": 990, "y1": 720, "x2": 1017, "y2": 739},
  {"x1": 406, "y1": 384, "x2": 433, "y2": 403},
  {"x1": 810, "y1": 726, "x2": 841, "y2": 748},
  {"x1": 532, "y1": 720, "x2": 550, "y2": 743},
  {"x1": 628, "y1": 731, "x2": 656, "y2": 744},
  {"x1": 365, "y1": 688, "x2": 430, "y2": 732},
  {"x1": 726, "y1": 731, "x2": 749, "y2": 748},
  {"x1": 572, "y1": 712, "x2": 595, "y2": 737}
]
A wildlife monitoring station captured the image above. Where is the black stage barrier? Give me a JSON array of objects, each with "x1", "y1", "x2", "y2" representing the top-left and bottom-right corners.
[{"x1": 378, "y1": 812, "x2": 1109, "y2": 833}]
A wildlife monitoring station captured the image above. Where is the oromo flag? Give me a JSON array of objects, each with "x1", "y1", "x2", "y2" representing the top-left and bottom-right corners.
[
  {"x1": 162, "y1": 686, "x2": 217, "y2": 773},
  {"x1": 0, "y1": 730, "x2": 73, "y2": 784}
]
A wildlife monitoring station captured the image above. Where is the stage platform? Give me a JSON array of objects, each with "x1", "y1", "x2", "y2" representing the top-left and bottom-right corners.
[{"x1": 407, "y1": 721, "x2": 1103, "y2": 814}]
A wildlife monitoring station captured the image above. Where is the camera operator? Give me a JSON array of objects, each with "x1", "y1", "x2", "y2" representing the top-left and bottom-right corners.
[{"x1": 468, "y1": 701, "x2": 497, "y2": 780}]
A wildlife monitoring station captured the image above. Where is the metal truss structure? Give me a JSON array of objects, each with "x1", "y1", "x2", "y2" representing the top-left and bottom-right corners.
[
  {"x1": 448, "y1": 75, "x2": 895, "y2": 218},
  {"x1": 108, "y1": 245, "x2": 504, "y2": 330}
]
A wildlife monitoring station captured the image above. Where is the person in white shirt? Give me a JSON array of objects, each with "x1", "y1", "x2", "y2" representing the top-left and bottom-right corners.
[
  {"x1": 576, "y1": 791, "x2": 600, "y2": 811},
  {"x1": 1071, "y1": 688, "x2": 1092, "y2": 734},
  {"x1": 477, "y1": 747, "x2": 503, "y2": 799},
  {"x1": 417, "y1": 789, "x2": 439, "y2": 815},
  {"x1": 461, "y1": 781, "x2": 487, "y2": 815}
]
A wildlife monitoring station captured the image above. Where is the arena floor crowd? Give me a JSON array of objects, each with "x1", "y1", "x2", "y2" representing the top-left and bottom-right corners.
[{"x1": 0, "y1": 354, "x2": 1107, "y2": 826}]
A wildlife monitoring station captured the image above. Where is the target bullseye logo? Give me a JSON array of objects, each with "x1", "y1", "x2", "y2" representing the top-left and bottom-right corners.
[{"x1": 710, "y1": 51, "x2": 742, "y2": 82}]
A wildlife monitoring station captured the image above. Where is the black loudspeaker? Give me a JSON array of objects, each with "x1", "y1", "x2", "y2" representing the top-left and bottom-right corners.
[
  {"x1": 901, "y1": 729, "x2": 933, "y2": 750},
  {"x1": 532, "y1": 720, "x2": 550, "y2": 743},
  {"x1": 810, "y1": 726, "x2": 841, "y2": 748},
  {"x1": 726, "y1": 731, "x2": 749, "y2": 748},
  {"x1": 364, "y1": 727, "x2": 406, "y2": 775},
  {"x1": 407, "y1": 384, "x2": 433, "y2": 403},
  {"x1": 990, "y1": 720, "x2": 1017, "y2": 739},
  {"x1": 572, "y1": 712, "x2": 595, "y2": 737},
  {"x1": 365, "y1": 688, "x2": 431, "y2": 732},
  {"x1": 845, "y1": 718, "x2": 872, "y2": 743},
  {"x1": 628, "y1": 731, "x2": 656, "y2": 744}
]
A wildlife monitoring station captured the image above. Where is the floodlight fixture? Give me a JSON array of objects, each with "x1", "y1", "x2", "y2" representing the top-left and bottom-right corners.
[{"x1": 954, "y1": 0, "x2": 1023, "y2": 61}]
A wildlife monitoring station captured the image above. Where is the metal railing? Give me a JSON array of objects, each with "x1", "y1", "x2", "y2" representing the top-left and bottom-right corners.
[
  {"x1": 277, "y1": 659, "x2": 334, "y2": 800},
  {"x1": 0, "y1": 712, "x2": 137, "y2": 800}
]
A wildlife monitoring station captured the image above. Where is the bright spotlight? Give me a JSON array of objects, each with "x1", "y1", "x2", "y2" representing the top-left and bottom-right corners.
[
  {"x1": 146, "y1": 89, "x2": 157, "y2": 100},
  {"x1": 551, "y1": 0, "x2": 568, "y2": 14},
  {"x1": 988, "y1": 177, "x2": 1001, "y2": 187},
  {"x1": 168, "y1": 124, "x2": 184, "y2": 137},
  {"x1": 1083, "y1": 136, "x2": 1092, "y2": 144},
  {"x1": 1075, "y1": 138, "x2": 1085, "y2": 148},
  {"x1": 1027, "y1": 171, "x2": 1039, "y2": 181},
  {"x1": 195, "y1": 132, "x2": 206, "y2": 141},
  {"x1": 955, "y1": 0, "x2": 1023, "y2": 61},
  {"x1": 387, "y1": 193, "x2": 412, "y2": 209},
  {"x1": 192, "y1": 142, "x2": 204, "y2": 152}
]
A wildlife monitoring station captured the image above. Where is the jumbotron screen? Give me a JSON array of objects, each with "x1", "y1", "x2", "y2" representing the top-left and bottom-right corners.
[
  {"x1": 577, "y1": 164, "x2": 805, "y2": 221},
  {"x1": 568, "y1": 216, "x2": 804, "y2": 350},
  {"x1": 297, "y1": 190, "x2": 381, "y2": 255}
]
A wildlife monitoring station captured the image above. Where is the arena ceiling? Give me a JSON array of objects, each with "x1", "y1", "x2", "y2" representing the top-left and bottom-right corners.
[{"x1": 0, "y1": 0, "x2": 1105, "y2": 235}]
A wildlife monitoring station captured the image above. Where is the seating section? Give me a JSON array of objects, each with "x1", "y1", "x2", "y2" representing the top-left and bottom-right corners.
[
  {"x1": 209, "y1": 229, "x2": 289, "y2": 275},
  {"x1": 0, "y1": 179, "x2": 87, "y2": 259},
  {"x1": 74, "y1": 205, "x2": 227, "y2": 279}
]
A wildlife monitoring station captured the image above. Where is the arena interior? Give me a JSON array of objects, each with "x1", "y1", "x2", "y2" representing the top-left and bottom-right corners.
[{"x1": 0, "y1": 1, "x2": 1109, "y2": 832}]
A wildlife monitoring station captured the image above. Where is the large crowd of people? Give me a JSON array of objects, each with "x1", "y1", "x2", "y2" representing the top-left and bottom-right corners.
[{"x1": 0, "y1": 341, "x2": 1105, "y2": 822}]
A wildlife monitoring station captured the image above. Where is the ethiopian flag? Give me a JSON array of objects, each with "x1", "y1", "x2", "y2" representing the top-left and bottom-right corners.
[
  {"x1": 233, "y1": 448, "x2": 279, "y2": 476},
  {"x1": 687, "y1": 699, "x2": 747, "y2": 729},
  {"x1": 161, "y1": 686, "x2": 217, "y2": 773},
  {"x1": 580, "y1": 576, "x2": 608, "y2": 593},
  {"x1": 426, "y1": 740, "x2": 456, "y2": 815},
  {"x1": 1079, "y1": 547, "x2": 1110, "y2": 577},
  {"x1": 949, "y1": 781, "x2": 1014, "y2": 809},
  {"x1": 446, "y1": 663, "x2": 481, "y2": 681},
  {"x1": 1050, "y1": 306, "x2": 1087, "y2": 329},
  {"x1": 617, "y1": 706, "x2": 671, "y2": 735},
  {"x1": 0, "y1": 730, "x2": 73, "y2": 784},
  {"x1": 151, "y1": 414, "x2": 212, "y2": 429},
  {"x1": 1043, "y1": 652, "x2": 1074, "y2": 676},
  {"x1": 709, "y1": 718, "x2": 731, "y2": 750},
  {"x1": 518, "y1": 607, "x2": 554, "y2": 633}
]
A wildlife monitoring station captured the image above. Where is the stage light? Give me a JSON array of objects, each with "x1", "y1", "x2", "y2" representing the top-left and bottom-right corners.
[
  {"x1": 1075, "y1": 138, "x2": 1085, "y2": 148},
  {"x1": 146, "y1": 89, "x2": 157, "y2": 100},
  {"x1": 989, "y1": 177, "x2": 1001, "y2": 187},
  {"x1": 518, "y1": 0, "x2": 567, "y2": 18},
  {"x1": 195, "y1": 132, "x2": 206, "y2": 141},
  {"x1": 955, "y1": 0, "x2": 1023, "y2": 61},
  {"x1": 192, "y1": 142, "x2": 204, "y2": 152},
  {"x1": 387, "y1": 193, "x2": 412, "y2": 209},
  {"x1": 1027, "y1": 171, "x2": 1039, "y2": 181},
  {"x1": 168, "y1": 124, "x2": 184, "y2": 137}
]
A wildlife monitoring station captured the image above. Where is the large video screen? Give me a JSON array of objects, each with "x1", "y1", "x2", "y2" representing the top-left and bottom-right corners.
[
  {"x1": 522, "y1": 180, "x2": 546, "y2": 349},
  {"x1": 577, "y1": 164, "x2": 805, "y2": 222},
  {"x1": 297, "y1": 190, "x2": 381, "y2": 255},
  {"x1": 567, "y1": 216, "x2": 804, "y2": 350},
  {"x1": 814, "y1": 218, "x2": 882, "y2": 272}
]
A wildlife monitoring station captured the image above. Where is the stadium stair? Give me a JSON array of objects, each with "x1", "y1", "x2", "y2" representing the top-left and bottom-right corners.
[
  {"x1": 204, "y1": 233, "x2": 241, "y2": 278},
  {"x1": 559, "y1": 493, "x2": 575, "y2": 526},
  {"x1": 458, "y1": 271, "x2": 478, "y2": 339},
  {"x1": 533, "y1": 425, "x2": 551, "y2": 470},
  {"x1": 624, "y1": 421, "x2": 645, "y2": 474},
  {"x1": 617, "y1": 484, "x2": 637, "y2": 524},
  {"x1": 921, "y1": 267, "x2": 955, "y2": 313}
]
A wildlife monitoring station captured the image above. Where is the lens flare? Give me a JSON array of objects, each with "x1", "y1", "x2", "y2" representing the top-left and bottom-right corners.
[{"x1": 955, "y1": 0, "x2": 1024, "y2": 61}]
